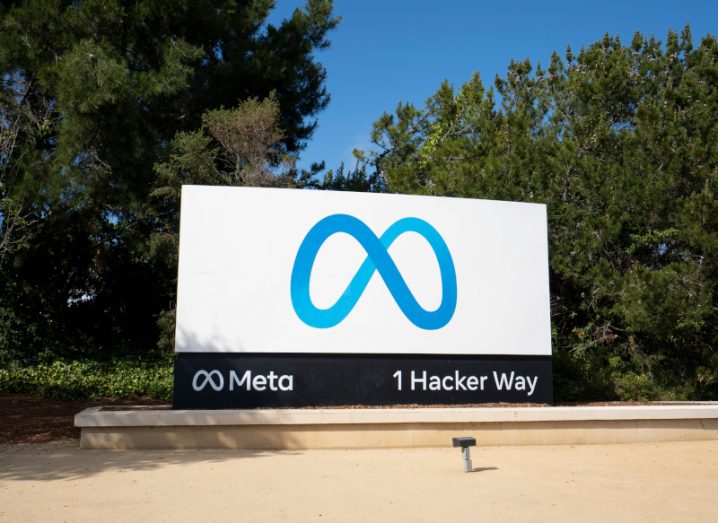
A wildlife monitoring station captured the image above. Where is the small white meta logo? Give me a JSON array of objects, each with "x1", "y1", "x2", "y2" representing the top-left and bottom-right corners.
[
  {"x1": 192, "y1": 370, "x2": 224, "y2": 391},
  {"x1": 191, "y1": 369, "x2": 294, "y2": 392}
]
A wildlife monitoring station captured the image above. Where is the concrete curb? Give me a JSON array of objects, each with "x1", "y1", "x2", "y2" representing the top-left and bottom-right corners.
[
  {"x1": 76, "y1": 404, "x2": 718, "y2": 426},
  {"x1": 75, "y1": 404, "x2": 718, "y2": 450}
]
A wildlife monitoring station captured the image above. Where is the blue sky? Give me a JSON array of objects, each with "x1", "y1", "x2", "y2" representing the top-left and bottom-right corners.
[{"x1": 269, "y1": 0, "x2": 718, "y2": 173}]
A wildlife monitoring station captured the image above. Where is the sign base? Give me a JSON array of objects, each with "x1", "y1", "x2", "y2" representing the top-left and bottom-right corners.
[{"x1": 173, "y1": 353, "x2": 553, "y2": 409}]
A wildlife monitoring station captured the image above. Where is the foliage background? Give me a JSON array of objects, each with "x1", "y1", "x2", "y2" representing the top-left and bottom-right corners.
[
  {"x1": 0, "y1": 1, "x2": 716, "y2": 402},
  {"x1": 367, "y1": 28, "x2": 718, "y2": 401},
  {"x1": 0, "y1": 0, "x2": 337, "y2": 365}
]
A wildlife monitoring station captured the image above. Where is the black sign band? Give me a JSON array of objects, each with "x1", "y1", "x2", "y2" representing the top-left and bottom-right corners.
[{"x1": 173, "y1": 353, "x2": 553, "y2": 409}]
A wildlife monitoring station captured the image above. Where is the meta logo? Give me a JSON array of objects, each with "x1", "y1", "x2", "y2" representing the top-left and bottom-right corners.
[
  {"x1": 192, "y1": 370, "x2": 224, "y2": 391},
  {"x1": 290, "y1": 214, "x2": 457, "y2": 330},
  {"x1": 192, "y1": 369, "x2": 294, "y2": 392}
]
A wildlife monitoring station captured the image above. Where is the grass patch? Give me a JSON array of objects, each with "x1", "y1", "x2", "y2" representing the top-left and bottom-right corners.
[{"x1": 0, "y1": 357, "x2": 173, "y2": 401}]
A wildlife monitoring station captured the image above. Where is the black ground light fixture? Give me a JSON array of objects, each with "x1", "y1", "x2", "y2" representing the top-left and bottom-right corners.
[{"x1": 452, "y1": 437, "x2": 476, "y2": 472}]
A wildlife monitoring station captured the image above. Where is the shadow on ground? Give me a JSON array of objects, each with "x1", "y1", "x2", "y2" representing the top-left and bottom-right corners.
[
  {"x1": 471, "y1": 466, "x2": 498, "y2": 472},
  {"x1": 0, "y1": 392, "x2": 165, "y2": 444},
  {"x1": 0, "y1": 392, "x2": 305, "y2": 483},
  {"x1": 0, "y1": 441, "x2": 302, "y2": 482}
]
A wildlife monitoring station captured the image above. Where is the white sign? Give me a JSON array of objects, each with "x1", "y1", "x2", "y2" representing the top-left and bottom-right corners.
[{"x1": 175, "y1": 185, "x2": 551, "y2": 356}]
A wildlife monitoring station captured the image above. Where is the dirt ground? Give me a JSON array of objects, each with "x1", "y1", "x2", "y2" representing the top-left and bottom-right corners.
[
  {"x1": 1, "y1": 440, "x2": 717, "y2": 522},
  {"x1": 0, "y1": 393, "x2": 164, "y2": 444},
  {"x1": 1, "y1": 393, "x2": 718, "y2": 521}
]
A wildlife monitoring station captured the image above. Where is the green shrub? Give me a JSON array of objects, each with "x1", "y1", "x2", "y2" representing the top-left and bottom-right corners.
[{"x1": 0, "y1": 357, "x2": 173, "y2": 401}]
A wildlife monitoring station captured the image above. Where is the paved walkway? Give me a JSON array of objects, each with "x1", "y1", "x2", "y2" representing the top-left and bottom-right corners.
[{"x1": 1, "y1": 440, "x2": 717, "y2": 522}]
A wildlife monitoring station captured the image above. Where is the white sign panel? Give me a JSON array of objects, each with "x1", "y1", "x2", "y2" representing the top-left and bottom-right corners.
[{"x1": 175, "y1": 185, "x2": 551, "y2": 356}]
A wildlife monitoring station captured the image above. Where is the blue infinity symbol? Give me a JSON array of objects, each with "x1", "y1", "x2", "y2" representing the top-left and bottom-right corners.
[{"x1": 290, "y1": 214, "x2": 457, "y2": 330}]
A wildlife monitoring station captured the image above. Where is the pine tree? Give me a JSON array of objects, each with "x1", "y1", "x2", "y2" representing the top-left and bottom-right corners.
[
  {"x1": 0, "y1": 0, "x2": 338, "y2": 361},
  {"x1": 366, "y1": 28, "x2": 718, "y2": 401}
]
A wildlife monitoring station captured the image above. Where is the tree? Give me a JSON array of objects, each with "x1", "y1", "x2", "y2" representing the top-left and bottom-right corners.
[
  {"x1": 366, "y1": 27, "x2": 718, "y2": 401},
  {"x1": 150, "y1": 95, "x2": 300, "y2": 349},
  {"x1": 301, "y1": 150, "x2": 386, "y2": 193},
  {"x1": 0, "y1": 70, "x2": 53, "y2": 265},
  {"x1": 0, "y1": 0, "x2": 338, "y2": 361}
]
